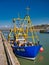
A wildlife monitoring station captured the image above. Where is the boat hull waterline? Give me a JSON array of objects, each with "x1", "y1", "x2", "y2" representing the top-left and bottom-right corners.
[{"x1": 12, "y1": 45, "x2": 42, "y2": 60}]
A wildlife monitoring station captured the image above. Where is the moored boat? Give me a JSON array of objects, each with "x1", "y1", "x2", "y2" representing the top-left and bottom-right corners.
[
  {"x1": 8, "y1": 12, "x2": 43, "y2": 60},
  {"x1": 40, "y1": 30, "x2": 49, "y2": 33}
]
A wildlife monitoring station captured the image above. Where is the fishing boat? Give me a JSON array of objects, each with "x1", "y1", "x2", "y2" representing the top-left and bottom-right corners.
[{"x1": 8, "y1": 13, "x2": 43, "y2": 60}]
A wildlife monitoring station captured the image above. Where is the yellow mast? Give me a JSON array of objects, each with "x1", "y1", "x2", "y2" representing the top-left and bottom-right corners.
[
  {"x1": 24, "y1": 15, "x2": 35, "y2": 44},
  {"x1": 13, "y1": 18, "x2": 17, "y2": 34},
  {"x1": 25, "y1": 7, "x2": 36, "y2": 43}
]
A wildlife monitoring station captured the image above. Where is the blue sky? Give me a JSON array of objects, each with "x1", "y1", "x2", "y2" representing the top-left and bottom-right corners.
[{"x1": 0, "y1": 0, "x2": 49, "y2": 27}]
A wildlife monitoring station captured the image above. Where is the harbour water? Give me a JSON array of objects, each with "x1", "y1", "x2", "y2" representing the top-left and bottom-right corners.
[{"x1": 3, "y1": 31, "x2": 49, "y2": 65}]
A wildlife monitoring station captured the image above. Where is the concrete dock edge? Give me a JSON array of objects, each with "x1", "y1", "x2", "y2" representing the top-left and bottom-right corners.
[{"x1": 1, "y1": 32, "x2": 20, "y2": 65}]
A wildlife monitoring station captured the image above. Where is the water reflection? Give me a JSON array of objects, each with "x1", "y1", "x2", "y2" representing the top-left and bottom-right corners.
[{"x1": 38, "y1": 55, "x2": 44, "y2": 62}]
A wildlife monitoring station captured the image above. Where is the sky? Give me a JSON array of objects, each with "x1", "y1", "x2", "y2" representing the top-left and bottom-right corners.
[{"x1": 0, "y1": 0, "x2": 49, "y2": 27}]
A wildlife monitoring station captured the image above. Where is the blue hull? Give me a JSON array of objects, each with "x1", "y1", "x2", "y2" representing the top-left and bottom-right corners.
[{"x1": 12, "y1": 45, "x2": 41, "y2": 59}]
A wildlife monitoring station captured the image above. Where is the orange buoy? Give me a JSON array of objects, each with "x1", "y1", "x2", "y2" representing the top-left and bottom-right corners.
[{"x1": 40, "y1": 47, "x2": 44, "y2": 52}]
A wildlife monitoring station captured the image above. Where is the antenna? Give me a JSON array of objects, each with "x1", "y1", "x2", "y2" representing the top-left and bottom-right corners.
[
  {"x1": 26, "y1": 7, "x2": 30, "y2": 15},
  {"x1": 25, "y1": 0, "x2": 31, "y2": 15},
  {"x1": 18, "y1": 12, "x2": 20, "y2": 19}
]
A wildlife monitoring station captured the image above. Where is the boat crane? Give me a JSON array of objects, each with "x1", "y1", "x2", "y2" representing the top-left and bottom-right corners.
[{"x1": 8, "y1": 14, "x2": 39, "y2": 45}]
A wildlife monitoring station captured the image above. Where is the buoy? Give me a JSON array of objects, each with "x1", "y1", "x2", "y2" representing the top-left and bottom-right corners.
[{"x1": 40, "y1": 47, "x2": 44, "y2": 52}]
